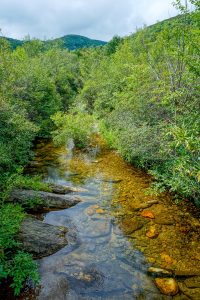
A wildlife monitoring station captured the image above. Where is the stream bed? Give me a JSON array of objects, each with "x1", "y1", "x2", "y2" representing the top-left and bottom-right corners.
[{"x1": 25, "y1": 139, "x2": 200, "y2": 300}]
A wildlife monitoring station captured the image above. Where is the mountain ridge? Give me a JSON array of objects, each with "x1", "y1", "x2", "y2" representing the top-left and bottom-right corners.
[{"x1": 0, "y1": 34, "x2": 107, "y2": 50}]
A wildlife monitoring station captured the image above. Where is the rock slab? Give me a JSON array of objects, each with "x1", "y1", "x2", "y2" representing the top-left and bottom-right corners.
[
  {"x1": 11, "y1": 189, "x2": 81, "y2": 211},
  {"x1": 18, "y1": 217, "x2": 68, "y2": 258}
]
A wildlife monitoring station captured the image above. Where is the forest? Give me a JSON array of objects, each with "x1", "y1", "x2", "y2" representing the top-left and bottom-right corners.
[{"x1": 0, "y1": 0, "x2": 199, "y2": 296}]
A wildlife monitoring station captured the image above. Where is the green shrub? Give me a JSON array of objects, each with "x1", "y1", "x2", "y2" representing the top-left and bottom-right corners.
[
  {"x1": 8, "y1": 251, "x2": 39, "y2": 296},
  {"x1": 0, "y1": 170, "x2": 51, "y2": 203},
  {"x1": 52, "y1": 111, "x2": 96, "y2": 148},
  {"x1": 0, "y1": 204, "x2": 39, "y2": 295}
]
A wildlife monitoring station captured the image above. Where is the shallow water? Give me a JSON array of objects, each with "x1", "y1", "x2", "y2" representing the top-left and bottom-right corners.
[{"x1": 26, "y1": 139, "x2": 200, "y2": 300}]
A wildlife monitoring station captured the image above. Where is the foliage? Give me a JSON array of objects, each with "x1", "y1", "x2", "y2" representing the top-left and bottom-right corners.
[
  {"x1": 0, "y1": 204, "x2": 24, "y2": 249},
  {"x1": 0, "y1": 38, "x2": 81, "y2": 294},
  {"x1": 8, "y1": 251, "x2": 39, "y2": 296},
  {"x1": 0, "y1": 2, "x2": 200, "y2": 295},
  {"x1": 0, "y1": 204, "x2": 39, "y2": 295},
  {"x1": 52, "y1": 111, "x2": 96, "y2": 148},
  {"x1": 78, "y1": 0, "x2": 200, "y2": 204}
]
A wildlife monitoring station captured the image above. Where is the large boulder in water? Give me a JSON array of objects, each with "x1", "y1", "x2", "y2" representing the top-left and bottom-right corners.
[
  {"x1": 18, "y1": 217, "x2": 68, "y2": 258},
  {"x1": 10, "y1": 189, "x2": 81, "y2": 211}
]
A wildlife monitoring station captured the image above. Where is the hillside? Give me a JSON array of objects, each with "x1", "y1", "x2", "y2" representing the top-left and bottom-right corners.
[
  {"x1": 2, "y1": 37, "x2": 23, "y2": 49},
  {"x1": 1, "y1": 34, "x2": 106, "y2": 50},
  {"x1": 55, "y1": 34, "x2": 107, "y2": 50}
]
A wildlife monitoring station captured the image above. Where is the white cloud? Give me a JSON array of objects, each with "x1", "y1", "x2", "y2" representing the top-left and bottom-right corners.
[{"x1": 0, "y1": 0, "x2": 179, "y2": 41}]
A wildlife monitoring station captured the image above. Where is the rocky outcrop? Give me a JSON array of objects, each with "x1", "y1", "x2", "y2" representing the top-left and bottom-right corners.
[
  {"x1": 10, "y1": 189, "x2": 82, "y2": 211},
  {"x1": 18, "y1": 217, "x2": 68, "y2": 258}
]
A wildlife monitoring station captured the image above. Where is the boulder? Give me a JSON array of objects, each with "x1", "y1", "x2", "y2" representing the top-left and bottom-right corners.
[
  {"x1": 18, "y1": 217, "x2": 68, "y2": 258},
  {"x1": 10, "y1": 189, "x2": 81, "y2": 211},
  {"x1": 154, "y1": 278, "x2": 179, "y2": 296}
]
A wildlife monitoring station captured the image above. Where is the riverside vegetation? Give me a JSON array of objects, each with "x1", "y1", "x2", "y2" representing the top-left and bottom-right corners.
[{"x1": 0, "y1": 0, "x2": 199, "y2": 296}]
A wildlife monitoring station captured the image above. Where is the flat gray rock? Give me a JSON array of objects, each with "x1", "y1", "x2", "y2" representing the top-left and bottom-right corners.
[
  {"x1": 18, "y1": 217, "x2": 68, "y2": 258},
  {"x1": 11, "y1": 189, "x2": 81, "y2": 211}
]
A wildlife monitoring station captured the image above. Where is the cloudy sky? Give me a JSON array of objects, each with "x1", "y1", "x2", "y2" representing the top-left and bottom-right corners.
[{"x1": 0, "y1": 0, "x2": 179, "y2": 41}]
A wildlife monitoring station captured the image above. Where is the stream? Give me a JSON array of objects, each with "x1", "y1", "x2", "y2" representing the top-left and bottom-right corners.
[{"x1": 24, "y1": 139, "x2": 200, "y2": 300}]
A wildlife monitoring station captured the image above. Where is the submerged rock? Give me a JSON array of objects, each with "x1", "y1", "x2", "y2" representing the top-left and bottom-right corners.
[
  {"x1": 148, "y1": 267, "x2": 173, "y2": 277},
  {"x1": 83, "y1": 219, "x2": 111, "y2": 238},
  {"x1": 184, "y1": 277, "x2": 200, "y2": 288},
  {"x1": 85, "y1": 204, "x2": 105, "y2": 217},
  {"x1": 18, "y1": 217, "x2": 68, "y2": 258},
  {"x1": 160, "y1": 253, "x2": 174, "y2": 265},
  {"x1": 146, "y1": 225, "x2": 159, "y2": 239},
  {"x1": 133, "y1": 200, "x2": 159, "y2": 211},
  {"x1": 96, "y1": 208, "x2": 105, "y2": 214},
  {"x1": 121, "y1": 217, "x2": 146, "y2": 235},
  {"x1": 155, "y1": 213, "x2": 175, "y2": 225},
  {"x1": 48, "y1": 183, "x2": 88, "y2": 194},
  {"x1": 11, "y1": 189, "x2": 81, "y2": 211},
  {"x1": 154, "y1": 278, "x2": 179, "y2": 296},
  {"x1": 179, "y1": 282, "x2": 200, "y2": 300},
  {"x1": 99, "y1": 179, "x2": 122, "y2": 183},
  {"x1": 140, "y1": 211, "x2": 155, "y2": 219},
  {"x1": 174, "y1": 270, "x2": 200, "y2": 277},
  {"x1": 37, "y1": 273, "x2": 69, "y2": 300}
]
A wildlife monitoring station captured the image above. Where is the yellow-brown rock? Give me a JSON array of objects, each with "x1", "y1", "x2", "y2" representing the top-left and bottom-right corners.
[
  {"x1": 154, "y1": 278, "x2": 179, "y2": 296},
  {"x1": 140, "y1": 210, "x2": 155, "y2": 219},
  {"x1": 161, "y1": 253, "x2": 173, "y2": 264},
  {"x1": 96, "y1": 208, "x2": 105, "y2": 214},
  {"x1": 146, "y1": 225, "x2": 159, "y2": 238}
]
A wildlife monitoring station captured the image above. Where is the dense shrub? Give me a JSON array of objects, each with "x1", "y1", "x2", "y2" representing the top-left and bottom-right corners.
[
  {"x1": 78, "y1": 0, "x2": 200, "y2": 203},
  {"x1": 52, "y1": 111, "x2": 96, "y2": 148},
  {"x1": 0, "y1": 204, "x2": 39, "y2": 295}
]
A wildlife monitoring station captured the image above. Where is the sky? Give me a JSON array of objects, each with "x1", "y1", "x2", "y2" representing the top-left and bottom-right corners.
[{"x1": 0, "y1": 0, "x2": 179, "y2": 41}]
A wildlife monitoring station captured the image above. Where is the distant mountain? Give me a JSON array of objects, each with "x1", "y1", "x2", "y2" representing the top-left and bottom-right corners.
[
  {"x1": 1, "y1": 34, "x2": 107, "y2": 50},
  {"x1": 55, "y1": 34, "x2": 107, "y2": 50}
]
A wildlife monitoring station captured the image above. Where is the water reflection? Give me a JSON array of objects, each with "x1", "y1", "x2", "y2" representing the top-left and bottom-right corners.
[{"x1": 28, "y1": 141, "x2": 165, "y2": 300}]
